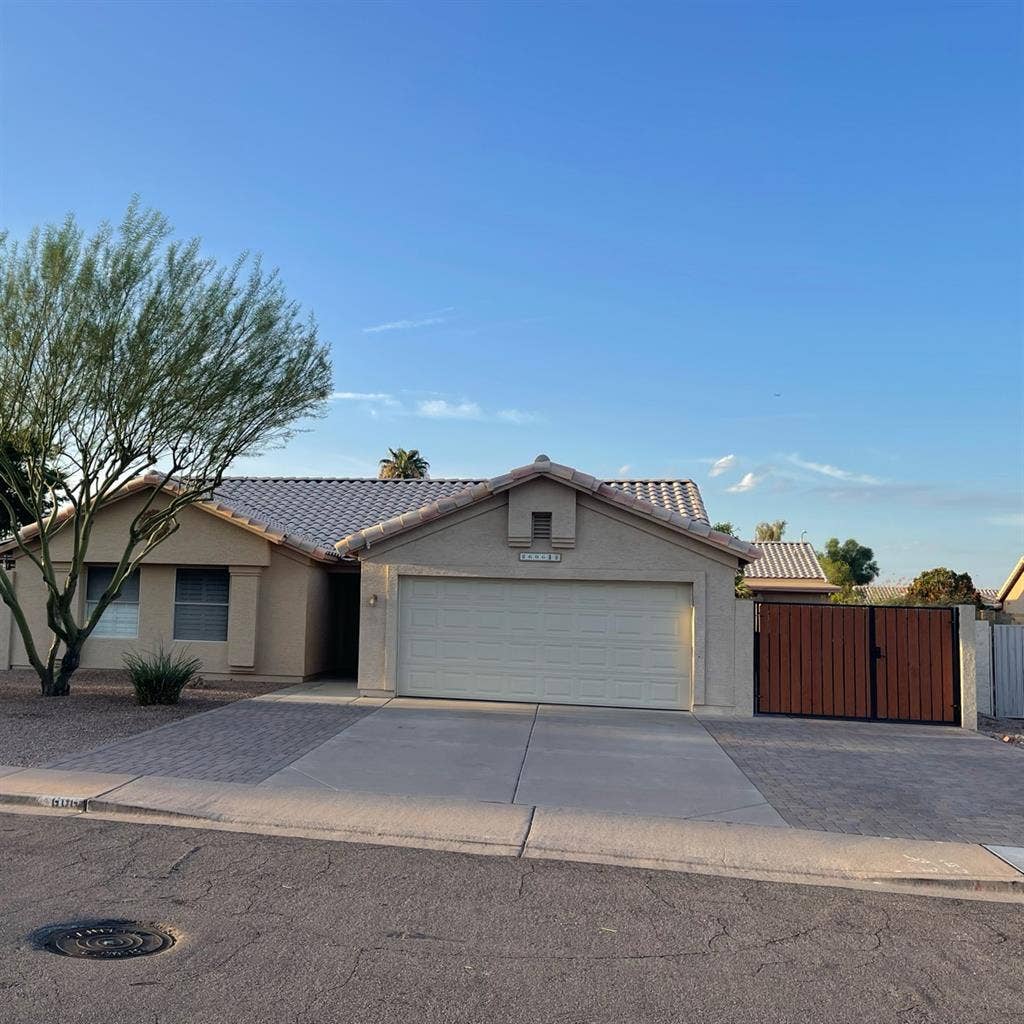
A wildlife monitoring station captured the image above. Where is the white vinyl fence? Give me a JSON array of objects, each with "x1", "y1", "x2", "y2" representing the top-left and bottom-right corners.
[{"x1": 993, "y1": 624, "x2": 1024, "y2": 718}]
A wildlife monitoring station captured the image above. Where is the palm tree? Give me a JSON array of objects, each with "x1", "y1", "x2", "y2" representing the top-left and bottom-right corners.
[
  {"x1": 378, "y1": 448, "x2": 430, "y2": 479},
  {"x1": 754, "y1": 520, "x2": 787, "y2": 542}
]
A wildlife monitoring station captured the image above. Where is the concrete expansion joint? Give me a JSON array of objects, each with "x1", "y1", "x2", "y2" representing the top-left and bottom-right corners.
[{"x1": 517, "y1": 807, "x2": 537, "y2": 859}]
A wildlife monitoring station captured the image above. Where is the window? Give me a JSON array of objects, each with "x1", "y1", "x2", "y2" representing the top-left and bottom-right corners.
[
  {"x1": 86, "y1": 567, "x2": 140, "y2": 638},
  {"x1": 174, "y1": 568, "x2": 230, "y2": 641},
  {"x1": 531, "y1": 511, "x2": 553, "y2": 541}
]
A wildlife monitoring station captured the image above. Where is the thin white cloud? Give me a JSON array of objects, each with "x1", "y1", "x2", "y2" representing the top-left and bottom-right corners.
[
  {"x1": 786, "y1": 454, "x2": 881, "y2": 485},
  {"x1": 333, "y1": 389, "x2": 541, "y2": 425},
  {"x1": 496, "y1": 408, "x2": 542, "y2": 425},
  {"x1": 416, "y1": 399, "x2": 483, "y2": 420},
  {"x1": 617, "y1": 464, "x2": 631, "y2": 476},
  {"x1": 332, "y1": 391, "x2": 398, "y2": 404},
  {"x1": 727, "y1": 472, "x2": 763, "y2": 493},
  {"x1": 709, "y1": 454, "x2": 737, "y2": 478},
  {"x1": 987, "y1": 513, "x2": 1024, "y2": 528},
  {"x1": 362, "y1": 308, "x2": 454, "y2": 334}
]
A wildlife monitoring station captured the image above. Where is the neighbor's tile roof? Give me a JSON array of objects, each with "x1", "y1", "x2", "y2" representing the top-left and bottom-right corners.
[
  {"x1": 858, "y1": 583, "x2": 1000, "y2": 607},
  {"x1": 744, "y1": 541, "x2": 828, "y2": 581},
  {"x1": 211, "y1": 471, "x2": 711, "y2": 558}
]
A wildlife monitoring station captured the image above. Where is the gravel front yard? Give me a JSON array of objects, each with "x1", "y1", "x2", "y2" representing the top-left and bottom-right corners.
[
  {"x1": 980, "y1": 714, "x2": 1024, "y2": 747},
  {"x1": 0, "y1": 670, "x2": 283, "y2": 768}
]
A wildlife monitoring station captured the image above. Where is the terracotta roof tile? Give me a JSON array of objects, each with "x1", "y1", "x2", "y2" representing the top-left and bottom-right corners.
[
  {"x1": 327, "y1": 458, "x2": 757, "y2": 560},
  {"x1": 744, "y1": 541, "x2": 827, "y2": 580},
  {"x1": 858, "y1": 583, "x2": 1000, "y2": 607},
  {"x1": 211, "y1": 470, "x2": 712, "y2": 556}
]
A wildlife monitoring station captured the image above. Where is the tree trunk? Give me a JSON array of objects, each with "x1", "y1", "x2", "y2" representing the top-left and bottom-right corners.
[{"x1": 40, "y1": 646, "x2": 80, "y2": 697}]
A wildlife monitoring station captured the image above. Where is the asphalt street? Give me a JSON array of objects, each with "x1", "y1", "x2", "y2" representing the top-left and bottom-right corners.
[{"x1": 0, "y1": 811, "x2": 1020, "y2": 1024}]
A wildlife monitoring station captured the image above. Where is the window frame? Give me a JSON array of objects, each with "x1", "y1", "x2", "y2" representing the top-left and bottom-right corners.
[
  {"x1": 173, "y1": 567, "x2": 231, "y2": 643},
  {"x1": 84, "y1": 566, "x2": 141, "y2": 639}
]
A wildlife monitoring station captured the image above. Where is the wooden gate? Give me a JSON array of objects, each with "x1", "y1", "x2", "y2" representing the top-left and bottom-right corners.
[{"x1": 755, "y1": 602, "x2": 959, "y2": 725}]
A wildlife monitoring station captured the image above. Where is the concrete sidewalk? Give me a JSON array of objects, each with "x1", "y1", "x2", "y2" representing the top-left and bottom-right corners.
[{"x1": 0, "y1": 765, "x2": 1021, "y2": 902}]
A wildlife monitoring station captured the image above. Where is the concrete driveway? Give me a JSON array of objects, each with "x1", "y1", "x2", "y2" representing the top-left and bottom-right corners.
[
  {"x1": 262, "y1": 696, "x2": 786, "y2": 826},
  {"x1": 44, "y1": 680, "x2": 1024, "y2": 845}
]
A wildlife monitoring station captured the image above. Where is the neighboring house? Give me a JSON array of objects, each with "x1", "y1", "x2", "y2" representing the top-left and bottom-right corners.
[
  {"x1": 857, "y1": 583, "x2": 1001, "y2": 608},
  {"x1": 742, "y1": 541, "x2": 839, "y2": 603},
  {"x1": 996, "y1": 556, "x2": 1024, "y2": 623},
  {"x1": 0, "y1": 456, "x2": 761, "y2": 713}
]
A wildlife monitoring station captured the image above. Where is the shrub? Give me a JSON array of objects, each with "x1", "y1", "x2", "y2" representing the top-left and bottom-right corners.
[{"x1": 123, "y1": 647, "x2": 202, "y2": 705}]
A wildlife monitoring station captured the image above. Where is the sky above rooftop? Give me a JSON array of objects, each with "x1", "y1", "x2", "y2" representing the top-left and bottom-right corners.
[{"x1": 1, "y1": 1, "x2": 1020, "y2": 585}]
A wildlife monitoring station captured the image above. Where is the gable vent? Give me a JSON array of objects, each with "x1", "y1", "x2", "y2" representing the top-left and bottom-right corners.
[{"x1": 531, "y1": 511, "x2": 552, "y2": 541}]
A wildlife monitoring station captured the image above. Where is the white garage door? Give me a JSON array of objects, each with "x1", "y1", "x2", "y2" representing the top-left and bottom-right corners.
[{"x1": 397, "y1": 577, "x2": 693, "y2": 710}]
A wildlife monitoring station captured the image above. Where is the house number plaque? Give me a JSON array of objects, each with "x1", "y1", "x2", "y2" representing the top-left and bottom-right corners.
[{"x1": 519, "y1": 552, "x2": 561, "y2": 562}]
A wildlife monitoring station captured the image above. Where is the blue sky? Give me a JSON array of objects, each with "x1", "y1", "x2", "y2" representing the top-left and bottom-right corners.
[{"x1": 1, "y1": 1, "x2": 1021, "y2": 585}]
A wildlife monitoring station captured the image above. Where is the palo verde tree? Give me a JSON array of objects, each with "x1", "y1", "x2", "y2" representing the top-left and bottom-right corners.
[
  {"x1": 0, "y1": 202, "x2": 333, "y2": 696},
  {"x1": 0, "y1": 438, "x2": 62, "y2": 538}
]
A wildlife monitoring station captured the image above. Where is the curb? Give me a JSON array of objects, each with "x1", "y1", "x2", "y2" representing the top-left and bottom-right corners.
[{"x1": 1, "y1": 774, "x2": 1022, "y2": 903}]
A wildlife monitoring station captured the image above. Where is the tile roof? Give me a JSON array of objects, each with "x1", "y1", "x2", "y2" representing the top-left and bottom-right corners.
[
  {"x1": 744, "y1": 541, "x2": 828, "y2": 581},
  {"x1": 2, "y1": 459, "x2": 739, "y2": 565},
  {"x1": 212, "y1": 477, "x2": 484, "y2": 554},
  {"x1": 330, "y1": 456, "x2": 756, "y2": 560},
  {"x1": 604, "y1": 480, "x2": 707, "y2": 522},
  {"x1": 858, "y1": 583, "x2": 1000, "y2": 607},
  {"x1": 209, "y1": 469, "x2": 712, "y2": 559}
]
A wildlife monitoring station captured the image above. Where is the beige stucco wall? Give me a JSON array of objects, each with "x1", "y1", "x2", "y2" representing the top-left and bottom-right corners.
[
  {"x1": 356, "y1": 481, "x2": 748, "y2": 711},
  {"x1": 4, "y1": 492, "x2": 331, "y2": 683},
  {"x1": 303, "y1": 559, "x2": 335, "y2": 678},
  {"x1": 1003, "y1": 572, "x2": 1024, "y2": 623},
  {"x1": 957, "y1": 604, "x2": 978, "y2": 731}
]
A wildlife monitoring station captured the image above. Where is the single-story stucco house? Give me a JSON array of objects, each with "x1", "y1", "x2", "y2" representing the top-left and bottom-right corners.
[
  {"x1": 0, "y1": 455, "x2": 808, "y2": 714},
  {"x1": 742, "y1": 541, "x2": 838, "y2": 602}
]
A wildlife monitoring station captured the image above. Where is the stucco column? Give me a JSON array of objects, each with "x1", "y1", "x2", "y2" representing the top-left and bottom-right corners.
[
  {"x1": 957, "y1": 604, "x2": 978, "y2": 731},
  {"x1": 733, "y1": 599, "x2": 754, "y2": 716},
  {"x1": 973, "y1": 618, "x2": 993, "y2": 719},
  {"x1": 0, "y1": 566, "x2": 14, "y2": 670},
  {"x1": 227, "y1": 566, "x2": 263, "y2": 672}
]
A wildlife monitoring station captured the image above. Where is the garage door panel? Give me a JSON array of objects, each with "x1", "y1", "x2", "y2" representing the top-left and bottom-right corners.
[
  {"x1": 540, "y1": 643, "x2": 573, "y2": 667},
  {"x1": 578, "y1": 645, "x2": 611, "y2": 667},
  {"x1": 398, "y1": 578, "x2": 692, "y2": 710},
  {"x1": 543, "y1": 612, "x2": 575, "y2": 633},
  {"x1": 508, "y1": 610, "x2": 541, "y2": 631},
  {"x1": 506, "y1": 642, "x2": 538, "y2": 664},
  {"x1": 441, "y1": 608, "x2": 471, "y2": 629}
]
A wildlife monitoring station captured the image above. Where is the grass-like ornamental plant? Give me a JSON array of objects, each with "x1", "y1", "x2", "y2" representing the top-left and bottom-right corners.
[{"x1": 123, "y1": 647, "x2": 203, "y2": 706}]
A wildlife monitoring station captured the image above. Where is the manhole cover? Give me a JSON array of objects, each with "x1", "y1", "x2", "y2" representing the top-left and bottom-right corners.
[{"x1": 39, "y1": 920, "x2": 175, "y2": 959}]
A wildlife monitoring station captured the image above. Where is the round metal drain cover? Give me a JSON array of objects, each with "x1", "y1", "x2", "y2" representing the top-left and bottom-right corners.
[{"x1": 41, "y1": 921, "x2": 175, "y2": 960}]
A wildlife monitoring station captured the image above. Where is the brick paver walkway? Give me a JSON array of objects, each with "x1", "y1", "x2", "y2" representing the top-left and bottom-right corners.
[
  {"x1": 48, "y1": 700, "x2": 374, "y2": 785},
  {"x1": 701, "y1": 716, "x2": 1024, "y2": 846}
]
